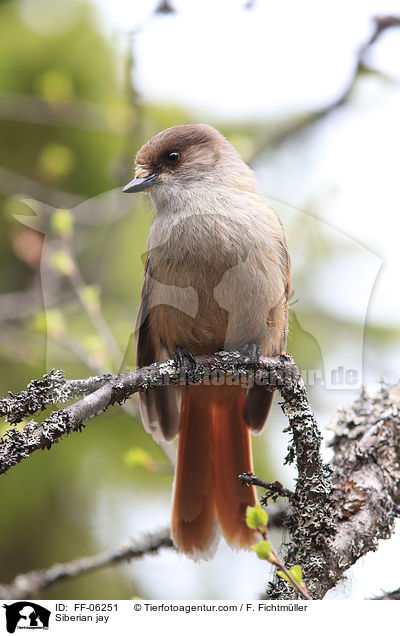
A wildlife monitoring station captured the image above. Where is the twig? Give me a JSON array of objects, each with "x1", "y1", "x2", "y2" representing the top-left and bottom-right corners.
[
  {"x1": 154, "y1": 0, "x2": 175, "y2": 14},
  {"x1": 0, "y1": 91, "x2": 122, "y2": 134},
  {"x1": 0, "y1": 528, "x2": 172, "y2": 600},
  {"x1": 373, "y1": 588, "x2": 400, "y2": 601},
  {"x1": 273, "y1": 559, "x2": 311, "y2": 601},
  {"x1": 0, "y1": 507, "x2": 286, "y2": 599},
  {"x1": 0, "y1": 166, "x2": 84, "y2": 209},
  {"x1": 54, "y1": 242, "x2": 123, "y2": 370},
  {"x1": 248, "y1": 507, "x2": 311, "y2": 600},
  {"x1": 239, "y1": 473, "x2": 294, "y2": 501}
]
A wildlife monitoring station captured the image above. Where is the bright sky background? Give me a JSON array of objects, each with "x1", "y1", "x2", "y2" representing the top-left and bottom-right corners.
[{"x1": 93, "y1": 0, "x2": 400, "y2": 116}]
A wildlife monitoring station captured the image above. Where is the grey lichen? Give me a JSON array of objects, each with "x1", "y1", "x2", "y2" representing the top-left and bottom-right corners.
[
  {"x1": 0, "y1": 370, "x2": 71, "y2": 424},
  {"x1": 267, "y1": 381, "x2": 400, "y2": 599}
]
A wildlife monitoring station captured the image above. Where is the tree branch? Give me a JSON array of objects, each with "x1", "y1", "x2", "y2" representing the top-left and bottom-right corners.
[
  {"x1": 326, "y1": 383, "x2": 400, "y2": 596},
  {"x1": 266, "y1": 382, "x2": 400, "y2": 599},
  {"x1": 0, "y1": 352, "x2": 303, "y2": 477},
  {"x1": 373, "y1": 587, "x2": 400, "y2": 601},
  {"x1": 2, "y1": 356, "x2": 400, "y2": 599},
  {"x1": 0, "y1": 352, "x2": 335, "y2": 598},
  {"x1": 0, "y1": 500, "x2": 289, "y2": 600},
  {"x1": 0, "y1": 528, "x2": 173, "y2": 600}
]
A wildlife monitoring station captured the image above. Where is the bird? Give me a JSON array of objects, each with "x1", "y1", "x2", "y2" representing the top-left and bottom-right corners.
[{"x1": 122, "y1": 124, "x2": 290, "y2": 560}]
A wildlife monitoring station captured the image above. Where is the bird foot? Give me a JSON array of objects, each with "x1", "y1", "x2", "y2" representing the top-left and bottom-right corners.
[
  {"x1": 172, "y1": 347, "x2": 196, "y2": 371},
  {"x1": 239, "y1": 343, "x2": 261, "y2": 364},
  {"x1": 172, "y1": 348, "x2": 196, "y2": 389}
]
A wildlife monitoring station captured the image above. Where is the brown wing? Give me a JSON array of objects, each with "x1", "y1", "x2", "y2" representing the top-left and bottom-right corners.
[
  {"x1": 135, "y1": 254, "x2": 181, "y2": 442},
  {"x1": 244, "y1": 239, "x2": 290, "y2": 433}
]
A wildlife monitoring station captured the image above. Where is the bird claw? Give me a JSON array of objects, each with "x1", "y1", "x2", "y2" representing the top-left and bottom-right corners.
[
  {"x1": 240, "y1": 343, "x2": 261, "y2": 364},
  {"x1": 172, "y1": 348, "x2": 196, "y2": 390},
  {"x1": 172, "y1": 347, "x2": 196, "y2": 371}
]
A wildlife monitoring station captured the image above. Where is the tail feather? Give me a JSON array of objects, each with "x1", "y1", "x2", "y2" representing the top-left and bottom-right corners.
[
  {"x1": 213, "y1": 392, "x2": 258, "y2": 548},
  {"x1": 171, "y1": 387, "x2": 258, "y2": 559},
  {"x1": 171, "y1": 392, "x2": 218, "y2": 559}
]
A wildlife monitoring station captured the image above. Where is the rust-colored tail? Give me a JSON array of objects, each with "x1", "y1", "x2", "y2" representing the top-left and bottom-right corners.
[{"x1": 171, "y1": 387, "x2": 258, "y2": 560}]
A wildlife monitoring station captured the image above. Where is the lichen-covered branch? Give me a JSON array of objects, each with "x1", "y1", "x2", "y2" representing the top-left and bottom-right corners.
[
  {"x1": 0, "y1": 370, "x2": 72, "y2": 425},
  {"x1": 0, "y1": 352, "x2": 336, "y2": 599},
  {"x1": 265, "y1": 359, "x2": 336, "y2": 599},
  {"x1": 326, "y1": 383, "x2": 400, "y2": 595},
  {"x1": 2, "y1": 357, "x2": 400, "y2": 600},
  {"x1": 267, "y1": 382, "x2": 400, "y2": 599},
  {"x1": 0, "y1": 352, "x2": 303, "y2": 477},
  {"x1": 0, "y1": 528, "x2": 173, "y2": 600}
]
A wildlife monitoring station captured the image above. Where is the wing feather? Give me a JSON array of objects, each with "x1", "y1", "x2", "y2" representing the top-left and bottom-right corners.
[
  {"x1": 136, "y1": 254, "x2": 181, "y2": 442},
  {"x1": 244, "y1": 239, "x2": 290, "y2": 432}
]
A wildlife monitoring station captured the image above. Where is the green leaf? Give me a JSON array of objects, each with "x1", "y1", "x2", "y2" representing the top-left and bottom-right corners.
[
  {"x1": 251, "y1": 540, "x2": 274, "y2": 562},
  {"x1": 277, "y1": 565, "x2": 304, "y2": 587},
  {"x1": 290, "y1": 565, "x2": 303, "y2": 585},
  {"x1": 246, "y1": 503, "x2": 268, "y2": 530}
]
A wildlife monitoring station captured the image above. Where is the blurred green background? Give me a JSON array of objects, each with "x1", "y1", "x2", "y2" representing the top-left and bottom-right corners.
[{"x1": 0, "y1": 0, "x2": 399, "y2": 600}]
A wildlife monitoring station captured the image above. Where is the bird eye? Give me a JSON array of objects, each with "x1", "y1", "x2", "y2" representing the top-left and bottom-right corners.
[{"x1": 165, "y1": 150, "x2": 180, "y2": 164}]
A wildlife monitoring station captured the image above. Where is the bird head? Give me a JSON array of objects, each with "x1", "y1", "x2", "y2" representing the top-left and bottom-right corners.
[{"x1": 122, "y1": 124, "x2": 256, "y2": 198}]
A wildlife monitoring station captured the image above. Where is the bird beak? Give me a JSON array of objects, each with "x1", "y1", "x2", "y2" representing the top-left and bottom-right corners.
[{"x1": 122, "y1": 173, "x2": 158, "y2": 193}]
